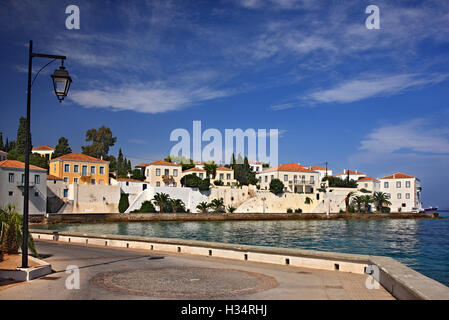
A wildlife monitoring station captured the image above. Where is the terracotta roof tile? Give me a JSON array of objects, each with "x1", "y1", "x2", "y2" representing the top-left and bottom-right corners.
[
  {"x1": 259, "y1": 163, "x2": 317, "y2": 174},
  {"x1": 47, "y1": 174, "x2": 62, "y2": 180},
  {"x1": 380, "y1": 172, "x2": 414, "y2": 179},
  {"x1": 32, "y1": 145, "x2": 55, "y2": 151},
  {"x1": 116, "y1": 178, "x2": 146, "y2": 183},
  {"x1": 0, "y1": 160, "x2": 47, "y2": 171},
  {"x1": 216, "y1": 166, "x2": 233, "y2": 171},
  {"x1": 183, "y1": 167, "x2": 206, "y2": 173},
  {"x1": 334, "y1": 169, "x2": 366, "y2": 176},
  {"x1": 51, "y1": 153, "x2": 108, "y2": 163},
  {"x1": 358, "y1": 177, "x2": 378, "y2": 181}
]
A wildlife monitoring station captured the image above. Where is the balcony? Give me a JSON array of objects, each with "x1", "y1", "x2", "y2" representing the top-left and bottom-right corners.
[
  {"x1": 16, "y1": 181, "x2": 36, "y2": 189},
  {"x1": 289, "y1": 180, "x2": 316, "y2": 185}
]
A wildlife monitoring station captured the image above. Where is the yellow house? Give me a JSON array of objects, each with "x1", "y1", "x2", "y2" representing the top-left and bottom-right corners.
[
  {"x1": 49, "y1": 153, "x2": 109, "y2": 185},
  {"x1": 32, "y1": 145, "x2": 55, "y2": 160},
  {"x1": 212, "y1": 166, "x2": 236, "y2": 186}
]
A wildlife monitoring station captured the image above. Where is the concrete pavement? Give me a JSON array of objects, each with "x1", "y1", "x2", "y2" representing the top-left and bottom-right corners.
[{"x1": 0, "y1": 240, "x2": 394, "y2": 300}]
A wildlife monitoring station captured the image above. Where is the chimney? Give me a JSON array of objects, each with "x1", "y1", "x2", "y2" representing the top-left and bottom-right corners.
[{"x1": 101, "y1": 155, "x2": 103, "y2": 160}]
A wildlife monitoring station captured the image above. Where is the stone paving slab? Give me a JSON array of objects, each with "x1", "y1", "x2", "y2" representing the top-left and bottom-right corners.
[{"x1": 0, "y1": 240, "x2": 394, "y2": 300}]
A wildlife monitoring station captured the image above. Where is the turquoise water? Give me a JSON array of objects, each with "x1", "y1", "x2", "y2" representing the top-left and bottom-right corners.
[{"x1": 34, "y1": 212, "x2": 449, "y2": 287}]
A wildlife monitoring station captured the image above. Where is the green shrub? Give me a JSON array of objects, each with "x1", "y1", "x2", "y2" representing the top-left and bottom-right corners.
[
  {"x1": 270, "y1": 179, "x2": 284, "y2": 194},
  {"x1": 286, "y1": 208, "x2": 293, "y2": 213},
  {"x1": 139, "y1": 201, "x2": 156, "y2": 213},
  {"x1": 294, "y1": 208, "x2": 302, "y2": 213},
  {"x1": 214, "y1": 180, "x2": 224, "y2": 186},
  {"x1": 382, "y1": 206, "x2": 391, "y2": 213}
]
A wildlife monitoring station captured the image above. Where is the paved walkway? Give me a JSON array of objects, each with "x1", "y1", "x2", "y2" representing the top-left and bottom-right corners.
[{"x1": 0, "y1": 240, "x2": 394, "y2": 300}]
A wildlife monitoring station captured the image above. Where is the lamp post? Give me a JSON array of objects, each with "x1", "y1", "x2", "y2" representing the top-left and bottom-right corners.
[{"x1": 22, "y1": 40, "x2": 71, "y2": 268}]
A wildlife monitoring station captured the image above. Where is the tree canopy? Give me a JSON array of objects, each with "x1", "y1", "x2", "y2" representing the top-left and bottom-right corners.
[
  {"x1": 53, "y1": 137, "x2": 72, "y2": 158},
  {"x1": 81, "y1": 126, "x2": 117, "y2": 159}
]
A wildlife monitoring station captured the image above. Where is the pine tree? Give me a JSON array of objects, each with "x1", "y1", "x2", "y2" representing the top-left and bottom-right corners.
[{"x1": 53, "y1": 137, "x2": 72, "y2": 158}]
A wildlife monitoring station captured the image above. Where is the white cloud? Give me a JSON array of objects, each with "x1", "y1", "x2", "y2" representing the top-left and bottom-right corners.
[
  {"x1": 359, "y1": 119, "x2": 449, "y2": 155},
  {"x1": 68, "y1": 83, "x2": 230, "y2": 114},
  {"x1": 269, "y1": 103, "x2": 295, "y2": 111},
  {"x1": 307, "y1": 73, "x2": 449, "y2": 104}
]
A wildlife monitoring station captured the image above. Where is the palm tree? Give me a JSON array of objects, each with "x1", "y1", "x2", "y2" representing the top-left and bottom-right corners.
[
  {"x1": 151, "y1": 193, "x2": 171, "y2": 213},
  {"x1": 352, "y1": 196, "x2": 364, "y2": 213},
  {"x1": 209, "y1": 198, "x2": 225, "y2": 213},
  {"x1": 373, "y1": 192, "x2": 392, "y2": 212},
  {"x1": 304, "y1": 197, "x2": 313, "y2": 205},
  {"x1": 345, "y1": 192, "x2": 355, "y2": 214},
  {"x1": 227, "y1": 205, "x2": 236, "y2": 213},
  {"x1": 170, "y1": 199, "x2": 185, "y2": 213},
  {"x1": 196, "y1": 202, "x2": 210, "y2": 213},
  {"x1": 0, "y1": 204, "x2": 38, "y2": 257},
  {"x1": 362, "y1": 195, "x2": 373, "y2": 213}
]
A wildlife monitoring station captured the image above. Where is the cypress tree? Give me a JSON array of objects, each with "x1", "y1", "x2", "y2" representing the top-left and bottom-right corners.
[{"x1": 0, "y1": 133, "x2": 4, "y2": 150}]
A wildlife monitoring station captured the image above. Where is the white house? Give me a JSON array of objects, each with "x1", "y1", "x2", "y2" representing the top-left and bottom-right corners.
[
  {"x1": 249, "y1": 161, "x2": 263, "y2": 173},
  {"x1": 0, "y1": 160, "x2": 47, "y2": 214},
  {"x1": 379, "y1": 172, "x2": 422, "y2": 212},
  {"x1": 0, "y1": 150, "x2": 7, "y2": 161},
  {"x1": 182, "y1": 167, "x2": 207, "y2": 179},
  {"x1": 307, "y1": 165, "x2": 332, "y2": 181},
  {"x1": 113, "y1": 178, "x2": 148, "y2": 194},
  {"x1": 357, "y1": 177, "x2": 380, "y2": 193},
  {"x1": 333, "y1": 169, "x2": 366, "y2": 181},
  {"x1": 32, "y1": 145, "x2": 55, "y2": 160}
]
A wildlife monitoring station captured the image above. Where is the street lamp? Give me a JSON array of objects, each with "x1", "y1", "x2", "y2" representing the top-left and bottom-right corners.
[{"x1": 22, "y1": 40, "x2": 71, "y2": 268}]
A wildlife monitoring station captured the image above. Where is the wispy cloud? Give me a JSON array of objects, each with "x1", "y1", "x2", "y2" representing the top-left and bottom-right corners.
[
  {"x1": 69, "y1": 83, "x2": 230, "y2": 114},
  {"x1": 306, "y1": 73, "x2": 449, "y2": 104}
]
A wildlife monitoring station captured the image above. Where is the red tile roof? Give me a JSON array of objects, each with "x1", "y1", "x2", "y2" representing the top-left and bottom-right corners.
[
  {"x1": 260, "y1": 163, "x2": 317, "y2": 173},
  {"x1": 380, "y1": 172, "x2": 414, "y2": 179},
  {"x1": 32, "y1": 145, "x2": 55, "y2": 151},
  {"x1": 334, "y1": 169, "x2": 366, "y2": 176},
  {"x1": 136, "y1": 160, "x2": 181, "y2": 167},
  {"x1": 358, "y1": 177, "x2": 378, "y2": 181},
  {"x1": 183, "y1": 167, "x2": 206, "y2": 173},
  {"x1": 310, "y1": 166, "x2": 328, "y2": 171},
  {"x1": 248, "y1": 161, "x2": 262, "y2": 164},
  {"x1": 51, "y1": 153, "x2": 108, "y2": 163},
  {"x1": 0, "y1": 160, "x2": 46, "y2": 171},
  {"x1": 47, "y1": 174, "x2": 62, "y2": 180},
  {"x1": 216, "y1": 166, "x2": 233, "y2": 171}
]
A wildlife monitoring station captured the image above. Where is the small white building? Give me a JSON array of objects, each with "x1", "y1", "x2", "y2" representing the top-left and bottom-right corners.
[
  {"x1": 182, "y1": 167, "x2": 207, "y2": 179},
  {"x1": 0, "y1": 160, "x2": 47, "y2": 214},
  {"x1": 333, "y1": 169, "x2": 366, "y2": 181},
  {"x1": 379, "y1": 172, "x2": 422, "y2": 212},
  {"x1": 357, "y1": 177, "x2": 380, "y2": 193},
  {"x1": 113, "y1": 178, "x2": 148, "y2": 194},
  {"x1": 32, "y1": 145, "x2": 55, "y2": 160},
  {"x1": 0, "y1": 150, "x2": 7, "y2": 161},
  {"x1": 249, "y1": 161, "x2": 263, "y2": 173},
  {"x1": 307, "y1": 165, "x2": 332, "y2": 182}
]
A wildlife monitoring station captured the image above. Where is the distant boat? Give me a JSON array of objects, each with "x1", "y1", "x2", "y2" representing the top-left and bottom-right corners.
[{"x1": 423, "y1": 207, "x2": 438, "y2": 213}]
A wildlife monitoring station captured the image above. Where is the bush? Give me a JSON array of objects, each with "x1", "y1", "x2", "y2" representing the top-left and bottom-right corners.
[
  {"x1": 286, "y1": 208, "x2": 293, "y2": 213},
  {"x1": 269, "y1": 179, "x2": 284, "y2": 194},
  {"x1": 118, "y1": 193, "x2": 129, "y2": 213},
  {"x1": 181, "y1": 174, "x2": 210, "y2": 191},
  {"x1": 214, "y1": 180, "x2": 224, "y2": 186},
  {"x1": 322, "y1": 176, "x2": 357, "y2": 188},
  {"x1": 381, "y1": 206, "x2": 391, "y2": 213},
  {"x1": 295, "y1": 208, "x2": 302, "y2": 213},
  {"x1": 139, "y1": 201, "x2": 156, "y2": 213}
]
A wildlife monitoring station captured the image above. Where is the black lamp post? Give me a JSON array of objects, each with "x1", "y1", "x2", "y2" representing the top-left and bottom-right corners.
[{"x1": 22, "y1": 40, "x2": 71, "y2": 268}]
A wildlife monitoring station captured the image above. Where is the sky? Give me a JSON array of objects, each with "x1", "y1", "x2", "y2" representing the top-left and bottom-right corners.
[{"x1": 0, "y1": 0, "x2": 449, "y2": 207}]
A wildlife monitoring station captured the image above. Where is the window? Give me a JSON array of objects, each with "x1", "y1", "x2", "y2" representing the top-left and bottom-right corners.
[
  {"x1": 126, "y1": 181, "x2": 129, "y2": 186},
  {"x1": 8, "y1": 191, "x2": 13, "y2": 196},
  {"x1": 90, "y1": 179, "x2": 95, "y2": 185},
  {"x1": 34, "y1": 191, "x2": 39, "y2": 197},
  {"x1": 396, "y1": 181, "x2": 401, "y2": 188},
  {"x1": 91, "y1": 166, "x2": 96, "y2": 174},
  {"x1": 310, "y1": 176, "x2": 314, "y2": 184},
  {"x1": 53, "y1": 164, "x2": 56, "y2": 172},
  {"x1": 406, "y1": 181, "x2": 411, "y2": 188},
  {"x1": 173, "y1": 169, "x2": 178, "y2": 177},
  {"x1": 82, "y1": 165, "x2": 87, "y2": 176},
  {"x1": 227, "y1": 173, "x2": 231, "y2": 180},
  {"x1": 271, "y1": 175, "x2": 274, "y2": 181},
  {"x1": 164, "y1": 169, "x2": 169, "y2": 176},
  {"x1": 8, "y1": 173, "x2": 14, "y2": 183},
  {"x1": 220, "y1": 173, "x2": 224, "y2": 179},
  {"x1": 21, "y1": 174, "x2": 25, "y2": 184},
  {"x1": 384, "y1": 182, "x2": 389, "y2": 188},
  {"x1": 74, "y1": 165, "x2": 79, "y2": 173},
  {"x1": 74, "y1": 178, "x2": 78, "y2": 184},
  {"x1": 63, "y1": 189, "x2": 68, "y2": 198},
  {"x1": 64, "y1": 177, "x2": 68, "y2": 183},
  {"x1": 265, "y1": 176, "x2": 268, "y2": 182},
  {"x1": 365, "y1": 183, "x2": 368, "y2": 188},
  {"x1": 294, "y1": 175, "x2": 297, "y2": 181},
  {"x1": 406, "y1": 193, "x2": 410, "y2": 199},
  {"x1": 284, "y1": 175, "x2": 288, "y2": 181},
  {"x1": 99, "y1": 166, "x2": 104, "y2": 174},
  {"x1": 34, "y1": 175, "x2": 40, "y2": 184},
  {"x1": 156, "y1": 169, "x2": 161, "y2": 176},
  {"x1": 156, "y1": 182, "x2": 160, "y2": 187},
  {"x1": 199, "y1": 173, "x2": 204, "y2": 178},
  {"x1": 64, "y1": 164, "x2": 70, "y2": 172},
  {"x1": 397, "y1": 193, "x2": 402, "y2": 199}
]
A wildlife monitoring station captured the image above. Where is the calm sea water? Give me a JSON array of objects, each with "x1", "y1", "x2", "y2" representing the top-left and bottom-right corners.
[{"x1": 34, "y1": 211, "x2": 449, "y2": 287}]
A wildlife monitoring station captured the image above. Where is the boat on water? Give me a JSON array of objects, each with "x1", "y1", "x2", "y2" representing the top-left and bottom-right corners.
[{"x1": 423, "y1": 207, "x2": 438, "y2": 213}]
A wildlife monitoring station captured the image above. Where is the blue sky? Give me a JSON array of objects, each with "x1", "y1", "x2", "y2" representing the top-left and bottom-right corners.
[{"x1": 1, "y1": 0, "x2": 449, "y2": 207}]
